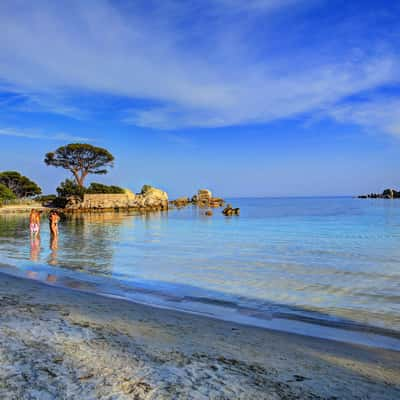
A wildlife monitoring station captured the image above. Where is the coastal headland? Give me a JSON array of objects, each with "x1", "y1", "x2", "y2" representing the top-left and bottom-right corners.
[{"x1": 0, "y1": 270, "x2": 399, "y2": 399}]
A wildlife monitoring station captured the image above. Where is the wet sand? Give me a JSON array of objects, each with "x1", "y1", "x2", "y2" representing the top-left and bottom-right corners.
[{"x1": 0, "y1": 272, "x2": 399, "y2": 399}]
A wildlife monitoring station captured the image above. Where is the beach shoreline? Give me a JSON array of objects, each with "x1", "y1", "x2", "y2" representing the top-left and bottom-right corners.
[
  {"x1": 0, "y1": 271, "x2": 399, "y2": 399},
  {"x1": 2, "y1": 260, "x2": 400, "y2": 354}
]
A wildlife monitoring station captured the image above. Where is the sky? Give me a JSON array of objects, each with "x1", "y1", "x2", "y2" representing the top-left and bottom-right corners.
[{"x1": 0, "y1": 0, "x2": 399, "y2": 198}]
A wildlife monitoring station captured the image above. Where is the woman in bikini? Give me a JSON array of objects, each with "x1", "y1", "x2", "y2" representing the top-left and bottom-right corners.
[{"x1": 49, "y1": 210, "x2": 60, "y2": 237}]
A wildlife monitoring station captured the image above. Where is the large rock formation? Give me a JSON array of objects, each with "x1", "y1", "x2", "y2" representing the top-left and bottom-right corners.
[
  {"x1": 64, "y1": 186, "x2": 168, "y2": 211},
  {"x1": 138, "y1": 186, "x2": 169, "y2": 208}
]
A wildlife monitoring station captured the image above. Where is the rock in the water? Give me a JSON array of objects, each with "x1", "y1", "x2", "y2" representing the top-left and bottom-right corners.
[
  {"x1": 205, "y1": 210, "x2": 213, "y2": 216},
  {"x1": 222, "y1": 205, "x2": 240, "y2": 216},
  {"x1": 171, "y1": 197, "x2": 190, "y2": 207}
]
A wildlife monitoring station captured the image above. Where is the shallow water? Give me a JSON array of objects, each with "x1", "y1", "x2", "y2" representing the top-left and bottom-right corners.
[{"x1": 1, "y1": 197, "x2": 399, "y2": 348}]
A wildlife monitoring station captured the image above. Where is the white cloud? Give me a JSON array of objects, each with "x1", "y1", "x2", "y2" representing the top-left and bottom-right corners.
[
  {"x1": 0, "y1": 128, "x2": 89, "y2": 142},
  {"x1": 214, "y1": 0, "x2": 303, "y2": 12},
  {"x1": 328, "y1": 98, "x2": 400, "y2": 136},
  {"x1": 0, "y1": 0, "x2": 399, "y2": 131}
]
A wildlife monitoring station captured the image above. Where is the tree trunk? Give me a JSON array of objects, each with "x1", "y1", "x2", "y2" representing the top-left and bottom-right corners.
[
  {"x1": 72, "y1": 169, "x2": 89, "y2": 187},
  {"x1": 72, "y1": 170, "x2": 84, "y2": 187}
]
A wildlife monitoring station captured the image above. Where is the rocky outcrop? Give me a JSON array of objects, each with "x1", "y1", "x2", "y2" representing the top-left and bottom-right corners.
[
  {"x1": 169, "y1": 189, "x2": 226, "y2": 211},
  {"x1": 191, "y1": 189, "x2": 225, "y2": 208},
  {"x1": 138, "y1": 187, "x2": 169, "y2": 208},
  {"x1": 64, "y1": 186, "x2": 168, "y2": 211},
  {"x1": 358, "y1": 188, "x2": 400, "y2": 199}
]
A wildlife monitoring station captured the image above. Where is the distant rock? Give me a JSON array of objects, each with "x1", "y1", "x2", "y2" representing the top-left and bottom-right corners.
[
  {"x1": 358, "y1": 188, "x2": 400, "y2": 199},
  {"x1": 205, "y1": 210, "x2": 213, "y2": 216}
]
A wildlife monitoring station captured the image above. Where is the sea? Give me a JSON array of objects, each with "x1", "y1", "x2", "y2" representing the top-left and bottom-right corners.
[{"x1": 1, "y1": 197, "x2": 399, "y2": 350}]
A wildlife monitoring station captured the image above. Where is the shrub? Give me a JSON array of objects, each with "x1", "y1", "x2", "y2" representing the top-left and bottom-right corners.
[
  {"x1": 0, "y1": 183, "x2": 17, "y2": 206},
  {"x1": 141, "y1": 184, "x2": 153, "y2": 194},
  {"x1": 34, "y1": 194, "x2": 57, "y2": 205},
  {"x1": 56, "y1": 179, "x2": 86, "y2": 199},
  {"x1": 86, "y1": 182, "x2": 125, "y2": 194}
]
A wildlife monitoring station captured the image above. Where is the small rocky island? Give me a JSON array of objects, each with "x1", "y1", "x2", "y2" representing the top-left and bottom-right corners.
[
  {"x1": 358, "y1": 188, "x2": 400, "y2": 199},
  {"x1": 171, "y1": 189, "x2": 225, "y2": 209}
]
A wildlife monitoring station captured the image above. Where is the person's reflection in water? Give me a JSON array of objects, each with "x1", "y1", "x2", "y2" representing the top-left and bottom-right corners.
[
  {"x1": 49, "y1": 233, "x2": 59, "y2": 266},
  {"x1": 46, "y1": 273, "x2": 57, "y2": 283},
  {"x1": 26, "y1": 270, "x2": 38, "y2": 279},
  {"x1": 48, "y1": 210, "x2": 60, "y2": 266},
  {"x1": 30, "y1": 234, "x2": 41, "y2": 262}
]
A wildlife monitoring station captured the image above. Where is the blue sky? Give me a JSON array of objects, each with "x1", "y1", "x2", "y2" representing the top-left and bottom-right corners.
[{"x1": 0, "y1": 0, "x2": 399, "y2": 197}]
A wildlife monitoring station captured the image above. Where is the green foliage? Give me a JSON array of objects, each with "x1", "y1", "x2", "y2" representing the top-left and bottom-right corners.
[
  {"x1": 141, "y1": 184, "x2": 153, "y2": 194},
  {"x1": 45, "y1": 143, "x2": 115, "y2": 187},
  {"x1": 34, "y1": 194, "x2": 57, "y2": 205},
  {"x1": 35, "y1": 194, "x2": 57, "y2": 202},
  {"x1": 56, "y1": 179, "x2": 86, "y2": 199},
  {"x1": 86, "y1": 182, "x2": 125, "y2": 194},
  {"x1": 0, "y1": 183, "x2": 17, "y2": 203},
  {"x1": 55, "y1": 179, "x2": 126, "y2": 208},
  {"x1": 0, "y1": 171, "x2": 42, "y2": 198}
]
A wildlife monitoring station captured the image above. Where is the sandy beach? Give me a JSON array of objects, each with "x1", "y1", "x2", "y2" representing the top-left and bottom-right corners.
[{"x1": 0, "y1": 271, "x2": 399, "y2": 399}]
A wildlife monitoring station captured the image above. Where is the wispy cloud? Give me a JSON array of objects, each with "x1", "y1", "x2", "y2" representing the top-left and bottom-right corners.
[
  {"x1": 0, "y1": 0, "x2": 399, "y2": 133},
  {"x1": 0, "y1": 128, "x2": 89, "y2": 142},
  {"x1": 214, "y1": 0, "x2": 303, "y2": 12},
  {"x1": 328, "y1": 97, "x2": 400, "y2": 136}
]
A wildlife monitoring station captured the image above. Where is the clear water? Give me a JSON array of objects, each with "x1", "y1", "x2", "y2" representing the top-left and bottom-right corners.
[{"x1": 1, "y1": 197, "x2": 399, "y2": 348}]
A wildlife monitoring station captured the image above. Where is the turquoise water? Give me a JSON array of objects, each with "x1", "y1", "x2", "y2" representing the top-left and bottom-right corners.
[{"x1": 0, "y1": 197, "x2": 399, "y2": 347}]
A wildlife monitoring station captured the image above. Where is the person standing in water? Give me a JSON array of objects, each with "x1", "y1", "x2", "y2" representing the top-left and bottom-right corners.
[
  {"x1": 49, "y1": 210, "x2": 60, "y2": 237},
  {"x1": 29, "y1": 209, "x2": 41, "y2": 236},
  {"x1": 49, "y1": 211, "x2": 60, "y2": 266}
]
